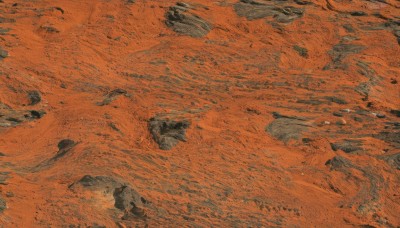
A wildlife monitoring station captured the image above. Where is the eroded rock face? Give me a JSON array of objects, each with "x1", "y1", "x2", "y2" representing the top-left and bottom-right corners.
[
  {"x1": 148, "y1": 117, "x2": 190, "y2": 150},
  {"x1": 165, "y1": 3, "x2": 212, "y2": 37},
  {"x1": 70, "y1": 175, "x2": 148, "y2": 219},
  {"x1": 234, "y1": 0, "x2": 304, "y2": 23}
]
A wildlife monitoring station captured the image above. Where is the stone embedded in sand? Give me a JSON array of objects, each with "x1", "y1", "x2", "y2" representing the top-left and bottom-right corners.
[
  {"x1": 293, "y1": 45, "x2": 308, "y2": 58},
  {"x1": 96, "y1": 88, "x2": 129, "y2": 106},
  {"x1": 114, "y1": 186, "x2": 147, "y2": 218},
  {"x1": 381, "y1": 153, "x2": 400, "y2": 170},
  {"x1": 234, "y1": 0, "x2": 304, "y2": 23},
  {"x1": 148, "y1": 117, "x2": 190, "y2": 150},
  {"x1": 28, "y1": 90, "x2": 41, "y2": 105},
  {"x1": 266, "y1": 114, "x2": 311, "y2": 144},
  {"x1": 54, "y1": 139, "x2": 76, "y2": 159},
  {"x1": 165, "y1": 3, "x2": 212, "y2": 38},
  {"x1": 330, "y1": 139, "x2": 363, "y2": 153},
  {"x1": 0, "y1": 47, "x2": 8, "y2": 60},
  {"x1": 325, "y1": 156, "x2": 353, "y2": 171},
  {"x1": 27, "y1": 110, "x2": 46, "y2": 119},
  {"x1": 0, "y1": 197, "x2": 6, "y2": 213},
  {"x1": 326, "y1": 43, "x2": 365, "y2": 69}
]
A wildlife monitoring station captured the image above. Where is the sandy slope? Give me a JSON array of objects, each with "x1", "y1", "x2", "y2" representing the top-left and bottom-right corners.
[{"x1": 0, "y1": 0, "x2": 399, "y2": 227}]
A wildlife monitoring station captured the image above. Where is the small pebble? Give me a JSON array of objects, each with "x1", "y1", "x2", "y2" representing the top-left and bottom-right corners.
[{"x1": 376, "y1": 113, "x2": 385, "y2": 118}]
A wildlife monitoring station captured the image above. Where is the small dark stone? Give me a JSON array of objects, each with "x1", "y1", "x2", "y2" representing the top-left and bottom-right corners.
[
  {"x1": 28, "y1": 91, "x2": 41, "y2": 105},
  {"x1": 324, "y1": 96, "x2": 348, "y2": 105},
  {"x1": 333, "y1": 112, "x2": 343, "y2": 117},
  {"x1": 0, "y1": 152, "x2": 5, "y2": 156},
  {"x1": 354, "y1": 116, "x2": 363, "y2": 122},
  {"x1": 376, "y1": 113, "x2": 385, "y2": 118},
  {"x1": 29, "y1": 110, "x2": 46, "y2": 119},
  {"x1": 350, "y1": 11, "x2": 367, "y2": 16},
  {"x1": 293, "y1": 45, "x2": 308, "y2": 58},
  {"x1": 0, "y1": 47, "x2": 8, "y2": 59},
  {"x1": 390, "y1": 110, "x2": 400, "y2": 117}
]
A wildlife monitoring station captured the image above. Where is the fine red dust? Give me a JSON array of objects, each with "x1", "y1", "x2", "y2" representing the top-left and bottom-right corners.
[{"x1": 0, "y1": 0, "x2": 399, "y2": 227}]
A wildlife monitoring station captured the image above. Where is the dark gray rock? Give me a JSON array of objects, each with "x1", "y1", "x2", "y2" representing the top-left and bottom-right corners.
[
  {"x1": 350, "y1": 11, "x2": 367, "y2": 16},
  {"x1": 330, "y1": 139, "x2": 363, "y2": 153},
  {"x1": 70, "y1": 175, "x2": 148, "y2": 218},
  {"x1": 234, "y1": 0, "x2": 304, "y2": 23},
  {"x1": 165, "y1": 4, "x2": 212, "y2": 38},
  {"x1": 114, "y1": 186, "x2": 147, "y2": 218},
  {"x1": 148, "y1": 117, "x2": 190, "y2": 150},
  {"x1": 54, "y1": 139, "x2": 76, "y2": 159},
  {"x1": 26, "y1": 110, "x2": 46, "y2": 119}
]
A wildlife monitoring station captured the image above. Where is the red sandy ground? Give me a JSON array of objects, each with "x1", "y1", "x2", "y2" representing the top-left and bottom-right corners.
[{"x1": 0, "y1": 0, "x2": 399, "y2": 227}]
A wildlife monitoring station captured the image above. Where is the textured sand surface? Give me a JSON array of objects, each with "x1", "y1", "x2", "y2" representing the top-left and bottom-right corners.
[{"x1": 0, "y1": 0, "x2": 399, "y2": 227}]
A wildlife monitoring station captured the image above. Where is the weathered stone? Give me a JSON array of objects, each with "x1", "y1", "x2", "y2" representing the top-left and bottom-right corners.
[
  {"x1": 148, "y1": 117, "x2": 190, "y2": 150},
  {"x1": 165, "y1": 4, "x2": 212, "y2": 38}
]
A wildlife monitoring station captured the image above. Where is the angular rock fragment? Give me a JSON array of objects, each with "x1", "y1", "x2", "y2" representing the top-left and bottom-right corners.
[
  {"x1": 234, "y1": 0, "x2": 304, "y2": 23},
  {"x1": 165, "y1": 3, "x2": 212, "y2": 37},
  {"x1": 148, "y1": 117, "x2": 190, "y2": 150},
  {"x1": 266, "y1": 113, "x2": 312, "y2": 143}
]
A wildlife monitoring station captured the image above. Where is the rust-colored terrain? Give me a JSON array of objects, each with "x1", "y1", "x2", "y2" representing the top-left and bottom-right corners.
[{"x1": 0, "y1": 0, "x2": 399, "y2": 227}]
